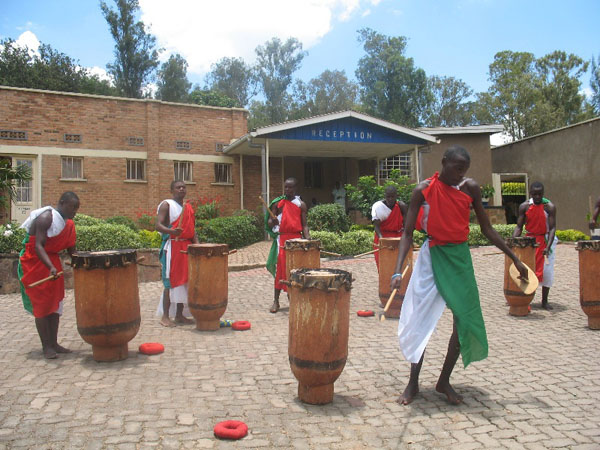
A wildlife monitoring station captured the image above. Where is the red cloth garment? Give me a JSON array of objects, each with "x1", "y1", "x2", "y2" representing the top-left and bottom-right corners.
[
  {"x1": 422, "y1": 172, "x2": 472, "y2": 247},
  {"x1": 373, "y1": 202, "x2": 404, "y2": 268},
  {"x1": 524, "y1": 202, "x2": 548, "y2": 282},
  {"x1": 274, "y1": 198, "x2": 303, "y2": 291},
  {"x1": 19, "y1": 220, "x2": 76, "y2": 318},
  {"x1": 168, "y1": 202, "x2": 196, "y2": 288}
]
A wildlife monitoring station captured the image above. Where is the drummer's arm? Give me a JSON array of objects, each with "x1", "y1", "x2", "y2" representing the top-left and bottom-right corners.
[
  {"x1": 33, "y1": 212, "x2": 57, "y2": 276},
  {"x1": 156, "y1": 203, "x2": 179, "y2": 236},
  {"x1": 300, "y1": 201, "x2": 310, "y2": 239}
]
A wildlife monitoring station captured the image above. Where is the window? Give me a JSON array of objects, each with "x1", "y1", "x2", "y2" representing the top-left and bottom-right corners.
[
  {"x1": 215, "y1": 143, "x2": 227, "y2": 152},
  {"x1": 128, "y1": 136, "x2": 144, "y2": 146},
  {"x1": 14, "y1": 159, "x2": 33, "y2": 203},
  {"x1": 304, "y1": 161, "x2": 322, "y2": 188},
  {"x1": 0, "y1": 130, "x2": 27, "y2": 140},
  {"x1": 64, "y1": 133, "x2": 82, "y2": 143},
  {"x1": 379, "y1": 152, "x2": 412, "y2": 182},
  {"x1": 176, "y1": 140, "x2": 191, "y2": 150},
  {"x1": 61, "y1": 156, "x2": 84, "y2": 179},
  {"x1": 174, "y1": 161, "x2": 193, "y2": 182},
  {"x1": 126, "y1": 159, "x2": 146, "y2": 180},
  {"x1": 214, "y1": 163, "x2": 232, "y2": 184}
]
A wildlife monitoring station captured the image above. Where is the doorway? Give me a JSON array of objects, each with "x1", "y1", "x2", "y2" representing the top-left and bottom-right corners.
[{"x1": 10, "y1": 157, "x2": 38, "y2": 224}]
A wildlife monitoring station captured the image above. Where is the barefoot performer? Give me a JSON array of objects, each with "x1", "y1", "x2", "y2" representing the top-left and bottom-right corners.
[
  {"x1": 512, "y1": 182, "x2": 558, "y2": 310},
  {"x1": 156, "y1": 180, "x2": 199, "y2": 326},
  {"x1": 390, "y1": 146, "x2": 529, "y2": 405},
  {"x1": 18, "y1": 191, "x2": 79, "y2": 359},
  {"x1": 265, "y1": 177, "x2": 310, "y2": 313},
  {"x1": 371, "y1": 185, "x2": 407, "y2": 270}
]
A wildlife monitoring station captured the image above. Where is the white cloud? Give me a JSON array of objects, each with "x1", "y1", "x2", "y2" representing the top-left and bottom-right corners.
[
  {"x1": 15, "y1": 31, "x2": 40, "y2": 57},
  {"x1": 362, "y1": 9, "x2": 372, "y2": 17},
  {"x1": 138, "y1": 0, "x2": 377, "y2": 76},
  {"x1": 88, "y1": 66, "x2": 113, "y2": 83},
  {"x1": 580, "y1": 87, "x2": 593, "y2": 100}
]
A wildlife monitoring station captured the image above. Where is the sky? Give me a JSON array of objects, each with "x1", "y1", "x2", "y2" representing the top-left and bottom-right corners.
[{"x1": 1, "y1": 0, "x2": 599, "y2": 98}]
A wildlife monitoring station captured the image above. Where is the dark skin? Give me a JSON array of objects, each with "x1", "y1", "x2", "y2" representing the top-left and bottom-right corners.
[
  {"x1": 391, "y1": 153, "x2": 529, "y2": 405},
  {"x1": 267, "y1": 179, "x2": 310, "y2": 313},
  {"x1": 156, "y1": 181, "x2": 199, "y2": 327},
  {"x1": 513, "y1": 186, "x2": 557, "y2": 310},
  {"x1": 373, "y1": 187, "x2": 407, "y2": 239},
  {"x1": 30, "y1": 197, "x2": 79, "y2": 359},
  {"x1": 590, "y1": 196, "x2": 600, "y2": 230}
]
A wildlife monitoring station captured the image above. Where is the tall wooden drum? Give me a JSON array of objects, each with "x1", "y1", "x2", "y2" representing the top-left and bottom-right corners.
[
  {"x1": 288, "y1": 268, "x2": 352, "y2": 405},
  {"x1": 576, "y1": 240, "x2": 600, "y2": 329},
  {"x1": 187, "y1": 243, "x2": 228, "y2": 331},
  {"x1": 285, "y1": 239, "x2": 321, "y2": 280},
  {"x1": 504, "y1": 237, "x2": 537, "y2": 316},
  {"x1": 378, "y1": 237, "x2": 412, "y2": 318},
  {"x1": 73, "y1": 250, "x2": 140, "y2": 362}
]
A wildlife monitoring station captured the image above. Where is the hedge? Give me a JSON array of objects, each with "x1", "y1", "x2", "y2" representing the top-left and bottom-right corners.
[
  {"x1": 307, "y1": 203, "x2": 351, "y2": 233},
  {"x1": 0, "y1": 223, "x2": 27, "y2": 254},
  {"x1": 76, "y1": 224, "x2": 143, "y2": 251},
  {"x1": 196, "y1": 214, "x2": 262, "y2": 249}
]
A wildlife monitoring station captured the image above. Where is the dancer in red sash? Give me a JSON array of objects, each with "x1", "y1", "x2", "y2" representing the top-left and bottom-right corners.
[
  {"x1": 589, "y1": 195, "x2": 600, "y2": 240},
  {"x1": 513, "y1": 182, "x2": 557, "y2": 310},
  {"x1": 371, "y1": 185, "x2": 407, "y2": 270},
  {"x1": 391, "y1": 146, "x2": 528, "y2": 405},
  {"x1": 267, "y1": 177, "x2": 310, "y2": 313},
  {"x1": 156, "y1": 180, "x2": 199, "y2": 326},
  {"x1": 18, "y1": 191, "x2": 79, "y2": 359}
]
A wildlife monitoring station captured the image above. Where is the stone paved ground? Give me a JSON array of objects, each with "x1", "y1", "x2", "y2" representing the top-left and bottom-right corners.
[{"x1": 0, "y1": 243, "x2": 599, "y2": 449}]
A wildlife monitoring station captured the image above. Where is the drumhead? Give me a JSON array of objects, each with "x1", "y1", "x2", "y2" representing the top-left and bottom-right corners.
[
  {"x1": 289, "y1": 268, "x2": 352, "y2": 291},
  {"x1": 71, "y1": 249, "x2": 137, "y2": 269}
]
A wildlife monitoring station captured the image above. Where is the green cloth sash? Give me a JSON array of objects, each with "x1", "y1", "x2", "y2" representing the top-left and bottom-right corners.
[
  {"x1": 265, "y1": 195, "x2": 285, "y2": 277},
  {"x1": 17, "y1": 234, "x2": 33, "y2": 314},
  {"x1": 430, "y1": 242, "x2": 488, "y2": 367}
]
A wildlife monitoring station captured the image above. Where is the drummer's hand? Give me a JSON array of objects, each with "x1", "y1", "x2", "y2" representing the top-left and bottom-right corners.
[
  {"x1": 49, "y1": 266, "x2": 58, "y2": 278},
  {"x1": 515, "y1": 260, "x2": 528, "y2": 281},
  {"x1": 171, "y1": 228, "x2": 183, "y2": 237},
  {"x1": 390, "y1": 275, "x2": 403, "y2": 290},
  {"x1": 268, "y1": 217, "x2": 279, "y2": 227}
]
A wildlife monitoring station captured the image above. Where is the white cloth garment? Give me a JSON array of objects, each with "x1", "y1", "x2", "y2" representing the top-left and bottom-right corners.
[
  {"x1": 20, "y1": 206, "x2": 66, "y2": 237},
  {"x1": 371, "y1": 200, "x2": 392, "y2": 222},
  {"x1": 273, "y1": 196, "x2": 302, "y2": 249},
  {"x1": 397, "y1": 240, "x2": 447, "y2": 363}
]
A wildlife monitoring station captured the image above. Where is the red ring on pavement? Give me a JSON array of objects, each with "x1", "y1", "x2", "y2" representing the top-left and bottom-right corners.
[
  {"x1": 139, "y1": 343, "x2": 164, "y2": 355},
  {"x1": 357, "y1": 310, "x2": 375, "y2": 317},
  {"x1": 232, "y1": 320, "x2": 251, "y2": 331},
  {"x1": 214, "y1": 420, "x2": 248, "y2": 439}
]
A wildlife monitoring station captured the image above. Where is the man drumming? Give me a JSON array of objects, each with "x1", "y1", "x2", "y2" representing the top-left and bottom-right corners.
[{"x1": 371, "y1": 185, "x2": 407, "y2": 270}]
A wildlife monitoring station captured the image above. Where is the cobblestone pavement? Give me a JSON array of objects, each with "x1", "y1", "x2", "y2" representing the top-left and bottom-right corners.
[{"x1": 0, "y1": 243, "x2": 599, "y2": 449}]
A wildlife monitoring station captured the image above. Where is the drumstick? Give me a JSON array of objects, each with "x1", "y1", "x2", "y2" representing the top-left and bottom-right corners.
[
  {"x1": 28, "y1": 271, "x2": 63, "y2": 288},
  {"x1": 379, "y1": 264, "x2": 410, "y2": 322},
  {"x1": 320, "y1": 250, "x2": 342, "y2": 257},
  {"x1": 354, "y1": 248, "x2": 379, "y2": 258},
  {"x1": 258, "y1": 196, "x2": 278, "y2": 220},
  {"x1": 482, "y1": 251, "x2": 503, "y2": 256}
]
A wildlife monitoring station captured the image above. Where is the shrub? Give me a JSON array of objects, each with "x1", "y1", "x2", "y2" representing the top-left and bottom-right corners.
[
  {"x1": 466, "y1": 224, "x2": 517, "y2": 246},
  {"x1": 350, "y1": 223, "x2": 374, "y2": 232},
  {"x1": 138, "y1": 229, "x2": 162, "y2": 248},
  {"x1": 105, "y1": 215, "x2": 138, "y2": 231},
  {"x1": 0, "y1": 222, "x2": 27, "y2": 253},
  {"x1": 335, "y1": 230, "x2": 373, "y2": 255},
  {"x1": 137, "y1": 213, "x2": 155, "y2": 231},
  {"x1": 196, "y1": 215, "x2": 262, "y2": 249},
  {"x1": 307, "y1": 203, "x2": 351, "y2": 233},
  {"x1": 76, "y1": 224, "x2": 143, "y2": 251},
  {"x1": 73, "y1": 213, "x2": 104, "y2": 227},
  {"x1": 556, "y1": 229, "x2": 589, "y2": 242},
  {"x1": 193, "y1": 196, "x2": 222, "y2": 221},
  {"x1": 310, "y1": 231, "x2": 341, "y2": 254}
]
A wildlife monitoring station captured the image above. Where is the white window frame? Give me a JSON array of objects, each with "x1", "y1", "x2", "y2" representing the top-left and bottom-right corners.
[
  {"x1": 378, "y1": 152, "x2": 412, "y2": 183},
  {"x1": 61, "y1": 156, "x2": 84, "y2": 180},
  {"x1": 214, "y1": 163, "x2": 232, "y2": 184},
  {"x1": 174, "y1": 161, "x2": 193, "y2": 182},
  {"x1": 14, "y1": 159, "x2": 33, "y2": 203},
  {"x1": 126, "y1": 159, "x2": 146, "y2": 181}
]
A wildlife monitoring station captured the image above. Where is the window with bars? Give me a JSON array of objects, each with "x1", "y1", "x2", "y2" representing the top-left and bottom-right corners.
[
  {"x1": 61, "y1": 156, "x2": 84, "y2": 179},
  {"x1": 174, "y1": 161, "x2": 193, "y2": 182},
  {"x1": 176, "y1": 140, "x2": 191, "y2": 150},
  {"x1": 14, "y1": 159, "x2": 33, "y2": 203},
  {"x1": 378, "y1": 153, "x2": 412, "y2": 182},
  {"x1": 304, "y1": 161, "x2": 322, "y2": 188},
  {"x1": 214, "y1": 163, "x2": 232, "y2": 184},
  {"x1": 0, "y1": 130, "x2": 27, "y2": 140},
  {"x1": 126, "y1": 159, "x2": 146, "y2": 180},
  {"x1": 64, "y1": 133, "x2": 82, "y2": 143},
  {"x1": 128, "y1": 136, "x2": 144, "y2": 146},
  {"x1": 215, "y1": 143, "x2": 227, "y2": 152}
]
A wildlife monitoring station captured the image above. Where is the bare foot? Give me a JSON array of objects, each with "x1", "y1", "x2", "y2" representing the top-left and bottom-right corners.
[
  {"x1": 397, "y1": 383, "x2": 419, "y2": 405},
  {"x1": 175, "y1": 316, "x2": 195, "y2": 325},
  {"x1": 436, "y1": 381, "x2": 463, "y2": 405},
  {"x1": 159, "y1": 316, "x2": 176, "y2": 327},
  {"x1": 270, "y1": 301, "x2": 280, "y2": 313},
  {"x1": 53, "y1": 344, "x2": 72, "y2": 354},
  {"x1": 43, "y1": 347, "x2": 57, "y2": 359},
  {"x1": 541, "y1": 302, "x2": 553, "y2": 310}
]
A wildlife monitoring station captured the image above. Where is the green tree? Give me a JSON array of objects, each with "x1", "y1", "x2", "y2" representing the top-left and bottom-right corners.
[
  {"x1": 591, "y1": 54, "x2": 600, "y2": 114},
  {"x1": 355, "y1": 28, "x2": 431, "y2": 128},
  {"x1": 423, "y1": 75, "x2": 475, "y2": 127},
  {"x1": 290, "y1": 69, "x2": 358, "y2": 119},
  {"x1": 188, "y1": 87, "x2": 237, "y2": 108},
  {"x1": 205, "y1": 57, "x2": 254, "y2": 108},
  {"x1": 101, "y1": 0, "x2": 160, "y2": 98},
  {"x1": 0, "y1": 159, "x2": 32, "y2": 209},
  {"x1": 155, "y1": 54, "x2": 191, "y2": 102},
  {"x1": 254, "y1": 37, "x2": 306, "y2": 124}
]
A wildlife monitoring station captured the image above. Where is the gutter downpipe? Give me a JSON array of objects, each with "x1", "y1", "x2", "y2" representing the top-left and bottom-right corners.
[{"x1": 248, "y1": 137, "x2": 268, "y2": 237}]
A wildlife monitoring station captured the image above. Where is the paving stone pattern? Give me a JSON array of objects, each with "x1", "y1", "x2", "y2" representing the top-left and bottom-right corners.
[{"x1": 0, "y1": 243, "x2": 598, "y2": 449}]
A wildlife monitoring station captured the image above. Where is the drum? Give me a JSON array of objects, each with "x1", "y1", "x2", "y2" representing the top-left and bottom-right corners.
[
  {"x1": 284, "y1": 239, "x2": 321, "y2": 280},
  {"x1": 504, "y1": 237, "x2": 537, "y2": 316},
  {"x1": 187, "y1": 244, "x2": 228, "y2": 331},
  {"x1": 287, "y1": 268, "x2": 352, "y2": 405},
  {"x1": 73, "y1": 249, "x2": 140, "y2": 362},
  {"x1": 378, "y1": 237, "x2": 412, "y2": 318},
  {"x1": 576, "y1": 240, "x2": 600, "y2": 329}
]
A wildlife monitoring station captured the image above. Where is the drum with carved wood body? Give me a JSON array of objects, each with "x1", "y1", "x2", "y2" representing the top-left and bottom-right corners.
[
  {"x1": 378, "y1": 237, "x2": 412, "y2": 318},
  {"x1": 284, "y1": 239, "x2": 321, "y2": 280},
  {"x1": 576, "y1": 240, "x2": 600, "y2": 329},
  {"x1": 503, "y1": 237, "x2": 537, "y2": 316}
]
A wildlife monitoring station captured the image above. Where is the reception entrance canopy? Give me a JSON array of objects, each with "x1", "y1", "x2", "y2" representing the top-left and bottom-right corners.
[{"x1": 224, "y1": 111, "x2": 439, "y2": 206}]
